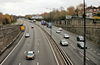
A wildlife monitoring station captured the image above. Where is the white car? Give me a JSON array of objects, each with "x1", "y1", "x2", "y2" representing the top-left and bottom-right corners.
[
  {"x1": 60, "y1": 39, "x2": 68, "y2": 46},
  {"x1": 25, "y1": 33, "x2": 30, "y2": 38},
  {"x1": 58, "y1": 28, "x2": 63, "y2": 31},
  {"x1": 77, "y1": 42, "x2": 87, "y2": 49},
  {"x1": 31, "y1": 26, "x2": 34, "y2": 28},
  {"x1": 56, "y1": 30, "x2": 61, "y2": 33},
  {"x1": 26, "y1": 51, "x2": 35, "y2": 60},
  {"x1": 64, "y1": 34, "x2": 69, "y2": 39}
]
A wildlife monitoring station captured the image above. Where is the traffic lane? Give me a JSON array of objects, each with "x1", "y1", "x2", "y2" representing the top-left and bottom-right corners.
[
  {"x1": 10, "y1": 22, "x2": 36, "y2": 65},
  {"x1": 53, "y1": 26, "x2": 100, "y2": 56},
  {"x1": 28, "y1": 22, "x2": 35, "y2": 49},
  {"x1": 53, "y1": 25, "x2": 99, "y2": 50},
  {"x1": 51, "y1": 26, "x2": 100, "y2": 65},
  {"x1": 42, "y1": 24, "x2": 98, "y2": 65},
  {"x1": 39, "y1": 24, "x2": 84, "y2": 65},
  {"x1": 57, "y1": 28, "x2": 100, "y2": 65},
  {"x1": 50, "y1": 28, "x2": 98, "y2": 65},
  {"x1": 51, "y1": 30, "x2": 84, "y2": 65},
  {"x1": 34, "y1": 24, "x2": 58, "y2": 65},
  {"x1": 11, "y1": 21, "x2": 36, "y2": 65},
  {"x1": 2, "y1": 21, "x2": 36, "y2": 65}
]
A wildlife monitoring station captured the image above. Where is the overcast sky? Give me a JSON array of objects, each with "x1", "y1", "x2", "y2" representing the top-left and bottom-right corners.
[{"x1": 0, "y1": 0, "x2": 100, "y2": 16}]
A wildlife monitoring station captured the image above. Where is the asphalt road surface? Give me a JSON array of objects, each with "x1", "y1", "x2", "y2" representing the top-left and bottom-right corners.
[
  {"x1": 1, "y1": 20, "x2": 58, "y2": 65},
  {"x1": 1, "y1": 19, "x2": 100, "y2": 65},
  {"x1": 37, "y1": 21, "x2": 100, "y2": 65}
]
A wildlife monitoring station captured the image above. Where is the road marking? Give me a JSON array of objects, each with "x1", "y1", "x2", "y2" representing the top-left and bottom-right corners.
[
  {"x1": 79, "y1": 51, "x2": 89, "y2": 60},
  {"x1": 38, "y1": 42, "x2": 39, "y2": 46},
  {"x1": 90, "y1": 48, "x2": 93, "y2": 51},
  {"x1": 0, "y1": 28, "x2": 26, "y2": 65},
  {"x1": 43, "y1": 32, "x2": 60, "y2": 65},
  {"x1": 24, "y1": 51, "x2": 26, "y2": 54},
  {"x1": 19, "y1": 63, "x2": 21, "y2": 65},
  {"x1": 93, "y1": 50, "x2": 96, "y2": 53},
  {"x1": 37, "y1": 62, "x2": 39, "y2": 65},
  {"x1": 97, "y1": 53, "x2": 100, "y2": 56},
  {"x1": 70, "y1": 44, "x2": 76, "y2": 49},
  {"x1": 38, "y1": 50, "x2": 39, "y2": 53}
]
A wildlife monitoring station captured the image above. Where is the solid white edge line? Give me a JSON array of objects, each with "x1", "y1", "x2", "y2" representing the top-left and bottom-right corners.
[
  {"x1": 0, "y1": 23, "x2": 27, "y2": 65},
  {"x1": 0, "y1": 32, "x2": 25, "y2": 65},
  {"x1": 43, "y1": 32, "x2": 60, "y2": 65}
]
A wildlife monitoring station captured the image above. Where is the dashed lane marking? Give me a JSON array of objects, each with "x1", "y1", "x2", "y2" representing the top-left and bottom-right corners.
[
  {"x1": 38, "y1": 50, "x2": 39, "y2": 53},
  {"x1": 79, "y1": 51, "x2": 90, "y2": 60},
  {"x1": 90, "y1": 48, "x2": 93, "y2": 51},
  {"x1": 93, "y1": 50, "x2": 96, "y2": 53},
  {"x1": 37, "y1": 62, "x2": 39, "y2": 65},
  {"x1": 70, "y1": 44, "x2": 76, "y2": 49},
  {"x1": 97, "y1": 53, "x2": 100, "y2": 56},
  {"x1": 19, "y1": 63, "x2": 21, "y2": 65},
  {"x1": 24, "y1": 51, "x2": 26, "y2": 54}
]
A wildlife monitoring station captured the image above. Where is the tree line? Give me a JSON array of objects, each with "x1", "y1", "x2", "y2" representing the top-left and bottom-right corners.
[
  {"x1": 0, "y1": 13, "x2": 17, "y2": 25},
  {"x1": 40, "y1": 4, "x2": 85, "y2": 22},
  {"x1": 41, "y1": 4, "x2": 100, "y2": 22}
]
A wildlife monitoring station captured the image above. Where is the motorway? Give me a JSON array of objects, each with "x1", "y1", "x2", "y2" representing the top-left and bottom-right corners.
[
  {"x1": 1, "y1": 19, "x2": 58, "y2": 65},
  {"x1": 0, "y1": 19, "x2": 100, "y2": 65},
  {"x1": 37, "y1": 21, "x2": 100, "y2": 65}
]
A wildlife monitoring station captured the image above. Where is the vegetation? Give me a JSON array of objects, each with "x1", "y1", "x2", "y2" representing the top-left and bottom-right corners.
[
  {"x1": 0, "y1": 13, "x2": 17, "y2": 25},
  {"x1": 41, "y1": 3, "x2": 85, "y2": 22}
]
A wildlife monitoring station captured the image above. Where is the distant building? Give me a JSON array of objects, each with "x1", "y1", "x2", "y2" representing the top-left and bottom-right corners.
[
  {"x1": 86, "y1": 6, "x2": 100, "y2": 18},
  {"x1": 32, "y1": 15, "x2": 43, "y2": 19}
]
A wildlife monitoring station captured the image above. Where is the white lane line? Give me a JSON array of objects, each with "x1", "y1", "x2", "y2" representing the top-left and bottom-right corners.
[
  {"x1": 38, "y1": 50, "x2": 39, "y2": 53},
  {"x1": 70, "y1": 44, "x2": 76, "y2": 49},
  {"x1": 0, "y1": 30, "x2": 25, "y2": 65},
  {"x1": 37, "y1": 62, "x2": 39, "y2": 65},
  {"x1": 24, "y1": 51, "x2": 26, "y2": 54},
  {"x1": 19, "y1": 63, "x2": 21, "y2": 65},
  {"x1": 90, "y1": 48, "x2": 93, "y2": 51},
  {"x1": 43, "y1": 32, "x2": 60, "y2": 65},
  {"x1": 97, "y1": 53, "x2": 100, "y2": 56},
  {"x1": 79, "y1": 52, "x2": 90, "y2": 60},
  {"x1": 93, "y1": 50, "x2": 96, "y2": 53}
]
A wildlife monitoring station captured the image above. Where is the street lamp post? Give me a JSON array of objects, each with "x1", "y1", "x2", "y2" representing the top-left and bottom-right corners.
[
  {"x1": 83, "y1": 0, "x2": 86, "y2": 65},
  {"x1": 46, "y1": 8, "x2": 53, "y2": 37},
  {"x1": 49, "y1": 11, "x2": 52, "y2": 37}
]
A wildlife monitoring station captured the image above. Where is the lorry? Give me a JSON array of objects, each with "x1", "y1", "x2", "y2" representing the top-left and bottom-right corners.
[{"x1": 20, "y1": 25, "x2": 25, "y2": 32}]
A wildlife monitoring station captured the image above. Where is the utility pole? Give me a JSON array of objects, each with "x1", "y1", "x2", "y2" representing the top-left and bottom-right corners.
[
  {"x1": 50, "y1": 11, "x2": 52, "y2": 37},
  {"x1": 83, "y1": 0, "x2": 86, "y2": 65}
]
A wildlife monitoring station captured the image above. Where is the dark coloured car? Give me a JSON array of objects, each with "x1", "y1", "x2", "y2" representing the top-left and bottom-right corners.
[{"x1": 77, "y1": 36, "x2": 84, "y2": 42}]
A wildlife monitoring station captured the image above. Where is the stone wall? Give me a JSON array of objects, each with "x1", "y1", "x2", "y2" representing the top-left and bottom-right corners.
[{"x1": 0, "y1": 25, "x2": 21, "y2": 51}]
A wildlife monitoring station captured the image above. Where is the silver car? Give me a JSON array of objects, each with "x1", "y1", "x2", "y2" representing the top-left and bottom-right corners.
[
  {"x1": 25, "y1": 33, "x2": 30, "y2": 38},
  {"x1": 58, "y1": 28, "x2": 63, "y2": 31},
  {"x1": 56, "y1": 30, "x2": 61, "y2": 33},
  {"x1": 26, "y1": 51, "x2": 35, "y2": 60},
  {"x1": 64, "y1": 34, "x2": 69, "y2": 39},
  {"x1": 60, "y1": 39, "x2": 68, "y2": 46}
]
